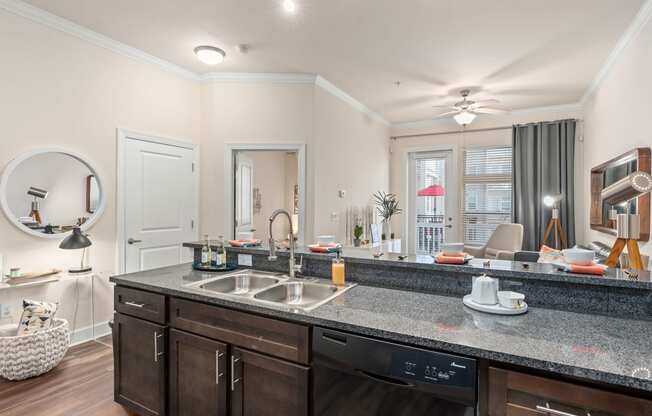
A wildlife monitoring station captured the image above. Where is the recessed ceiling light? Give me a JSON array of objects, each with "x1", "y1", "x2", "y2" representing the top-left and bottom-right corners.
[
  {"x1": 194, "y1": 46, "x2": 226, "y2": 65},
  {"x1": 283, "y1": 0, "x2": 297, "y2": 14}
]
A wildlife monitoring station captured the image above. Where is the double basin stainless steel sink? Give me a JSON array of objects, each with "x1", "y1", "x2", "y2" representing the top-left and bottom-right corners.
[{"x1": 185, "y1": 269, "x2": 355, "y2": 312}]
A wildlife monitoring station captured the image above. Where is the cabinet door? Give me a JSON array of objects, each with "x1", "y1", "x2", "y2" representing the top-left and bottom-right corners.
[
  {"x1": 489, "y1": 367, "x2": 652, "y2": 416},
  {"x1": 114, "y1": 313, "x2": 167, "y2": 416},
  {"x1": 169, "y1": 329, "x2": 228, "y2": 416},
  {"x1": 231, "y1": 347, "x2": 309, "y2": 416}
]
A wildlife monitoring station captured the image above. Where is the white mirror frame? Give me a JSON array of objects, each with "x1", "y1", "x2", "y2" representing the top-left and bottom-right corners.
[{"x1": 0, "y1": 147, "x2": 107, "y2": 239}]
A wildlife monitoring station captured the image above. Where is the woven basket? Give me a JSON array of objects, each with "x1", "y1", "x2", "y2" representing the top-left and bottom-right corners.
[{"x1": 0, "y1": 318, "x2": 70, "y2": 381}]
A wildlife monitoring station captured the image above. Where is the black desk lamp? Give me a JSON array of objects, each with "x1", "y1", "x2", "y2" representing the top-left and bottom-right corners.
[{"x1": 59, "y1": 227, "x2": 92, "y2": 273}]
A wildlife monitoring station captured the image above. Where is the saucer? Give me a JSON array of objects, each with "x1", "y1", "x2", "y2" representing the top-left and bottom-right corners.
[{"x1": 462, "y1": 295, "x2": 528, "y2": 315}]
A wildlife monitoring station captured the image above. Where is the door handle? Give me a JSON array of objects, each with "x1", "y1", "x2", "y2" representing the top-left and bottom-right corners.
[
  {"x1": 445, "y1": 225, "x2": 453, "y2": 229},
  {"x1": 231, "y1": 356, "x2": 241, "y2": 391},
  {"x1": 128, "y1": 238, "x2": 142, "y2": 245},
  {"x1": 535, "y1": 403, "x2": 580, "y2": 416},
  {"x1": 215, "y1": 351, "x2": 224, "y2": 384},
  {"x1": 153, "y1": 332, "x2": 164, "y2": 362}
]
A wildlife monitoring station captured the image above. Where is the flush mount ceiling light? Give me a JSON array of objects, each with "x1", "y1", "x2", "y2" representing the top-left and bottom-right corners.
[
  {"x1": 194, "y1": 45, "x2": 226, "y2": 65},
  {"x1": 453, "y1": 110, "x2": 476, "y2": 126},
  {"x1": 283, "y1": 0, "x2": 297, "y2": 13}
]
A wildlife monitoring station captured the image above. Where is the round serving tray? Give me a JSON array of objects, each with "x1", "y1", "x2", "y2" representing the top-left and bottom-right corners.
[
  {"x1": 192, "y1": 263, "x2": 238, "y2": 273},
  {"x1": 462, "y1": 295, "x2": 528, "y2": 315}
]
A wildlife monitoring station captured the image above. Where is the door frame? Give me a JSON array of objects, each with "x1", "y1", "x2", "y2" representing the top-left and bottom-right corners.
[
  {"x1": 225, "y1": 143, "x2": 306, "y2": 246},
  {"x1": 116, "y1": 128, "x2": 200, "y2": 274},
  {"x1": 400, "y1": 144, "x2": 460, "y2": 254}
]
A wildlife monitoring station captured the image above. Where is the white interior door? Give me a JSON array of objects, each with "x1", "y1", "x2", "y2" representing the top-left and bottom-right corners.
[
  {"x1": 234, "y1": 152, "x2": 254, "y2": 235},
  {"x1": 124, "y1": 138, "x2": 197, "y2": 272},
  {"x1": 408, "y1": 150, "x2": 460, "y2": 255}
]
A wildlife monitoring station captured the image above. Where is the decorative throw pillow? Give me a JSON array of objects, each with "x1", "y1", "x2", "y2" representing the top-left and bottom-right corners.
[{"x1": 16, "y1": 299, "x2": 58, "y2": 336}]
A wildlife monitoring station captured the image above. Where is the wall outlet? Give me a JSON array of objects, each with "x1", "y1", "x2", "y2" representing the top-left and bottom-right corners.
[
  {"x1": 0, "y1": 304, "x2": 12, "y2": 319},
  {"x1": 238, "y1": 254, "x2": 253, "y2": 267}
]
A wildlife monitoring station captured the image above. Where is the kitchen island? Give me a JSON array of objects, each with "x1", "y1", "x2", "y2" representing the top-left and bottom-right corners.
[{"x1": 110, "y1": 254, "x2": 652, "y2": 416}]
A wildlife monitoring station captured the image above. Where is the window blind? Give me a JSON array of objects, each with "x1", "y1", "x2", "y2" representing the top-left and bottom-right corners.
[{"x1": 463, "y1": 147, "x2": 513, "y2": 245}]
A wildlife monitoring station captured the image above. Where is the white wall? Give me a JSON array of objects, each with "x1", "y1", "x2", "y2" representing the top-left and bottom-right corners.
[
  {"x1": 0, "y1": 10, "x2": 200, "y2": 332},
  {"x1": 200, "y1": 81, "x2": 390, "y2": 245},
  {"x1": 199, "y1": 81, "x2": 314, "y2": 241},
  {"x1": 312, "y1": 87, "x2": 390, "y2": 242},
  {"x1": 583, "y1": 16, "x2": 652, "y2": 260}
]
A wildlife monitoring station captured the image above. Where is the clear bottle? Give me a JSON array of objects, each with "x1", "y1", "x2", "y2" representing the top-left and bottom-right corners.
[
  {"x1": 217, "y1": 235, "x2": 226, "y2": 266},
  {"x1": 331, "y1": 250, "x2": 345, "y2": 287},
  {"x1": 201, "y1": 235, "x2": 212, "y2": 266}
]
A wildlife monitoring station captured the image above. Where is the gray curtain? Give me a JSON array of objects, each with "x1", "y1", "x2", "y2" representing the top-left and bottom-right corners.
[{"x1": 513, "y1": 119, "x2": 576, "y2": 251}]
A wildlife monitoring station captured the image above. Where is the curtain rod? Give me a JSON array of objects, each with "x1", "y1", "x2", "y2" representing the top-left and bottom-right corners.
[
  {"x1": 391, "y1": 126, "x2": 512, "y2": 140},
  {"x1": 391, "y1": 118, "x2": 582, "y2": 140}
]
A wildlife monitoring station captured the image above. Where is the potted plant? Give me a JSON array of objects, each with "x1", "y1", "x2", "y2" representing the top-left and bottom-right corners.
[
  {"x1": 373, "y1": 191, "x2": 402, "y2": 240},
  {"x1": 353, "y1": 224, "x2": 364, "y2": 247}
]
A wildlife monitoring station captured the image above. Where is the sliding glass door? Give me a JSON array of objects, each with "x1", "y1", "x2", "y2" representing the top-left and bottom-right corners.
[{"x1": 408, "y1": 150, "x2": 460, "y2": 255}]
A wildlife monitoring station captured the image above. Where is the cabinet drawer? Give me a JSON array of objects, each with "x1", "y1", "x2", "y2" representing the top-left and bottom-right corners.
[
  {"x1": 488, "y1": 367, "x2": 652, "y2": 416},
  {"x1": 169, "y1": 297, "x2": 310, "y2": 364},
  {"x1": 115, "y1": 286, "x2": 166, "y2": 324}
]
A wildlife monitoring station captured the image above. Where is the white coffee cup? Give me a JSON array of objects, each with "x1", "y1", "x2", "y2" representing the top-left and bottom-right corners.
[{"x1": 498, "y1": 291, "x2": 525, "y2": 309}]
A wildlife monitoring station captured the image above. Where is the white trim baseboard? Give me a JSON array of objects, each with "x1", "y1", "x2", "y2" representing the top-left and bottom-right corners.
[
  {"x1": 70, "y1": 320, "x2": 111, "y2": 346},
  {"x1": 581, "y1": 0, "x2": 652, "y2": 103}
]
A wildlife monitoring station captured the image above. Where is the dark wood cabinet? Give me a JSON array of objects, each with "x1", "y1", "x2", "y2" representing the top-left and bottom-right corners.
[
  {"x1": 230, "y1": 347, "x2": 309, "y2": 416},
  {"x1": 488, "y1": 367, "x2": 652, "y2": 416},
  {"x1": 113, "y1": 313, "x2": 167, "y2": 416},
  {"x1": 168, "y1": 329, "x2": 228, "y2": 416}
]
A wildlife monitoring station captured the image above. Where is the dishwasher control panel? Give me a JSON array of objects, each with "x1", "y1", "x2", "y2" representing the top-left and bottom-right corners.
[{"x1": 391, "y1": 349, "x2": 476, "y2": 388}]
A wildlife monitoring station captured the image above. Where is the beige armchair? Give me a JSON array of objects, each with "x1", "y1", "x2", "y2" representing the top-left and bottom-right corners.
[{"x1": 464, "y1": 223, "x2": 524, "y2": 260}]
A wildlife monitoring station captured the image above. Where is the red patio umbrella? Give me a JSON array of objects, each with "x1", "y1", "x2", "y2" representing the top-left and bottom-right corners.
[{"x1": 417, "y1": 184, "x2": 445, "y2": 197}]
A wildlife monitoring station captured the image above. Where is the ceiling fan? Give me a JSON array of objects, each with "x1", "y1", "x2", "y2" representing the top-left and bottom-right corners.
[{"x1": 433, "y1": 89, "x2": 509, "y2": 125}]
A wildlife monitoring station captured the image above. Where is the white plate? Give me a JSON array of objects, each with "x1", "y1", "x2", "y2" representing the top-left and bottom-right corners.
[{"x1": 462, "y1": 295, "x2": 528, "y2": 315}]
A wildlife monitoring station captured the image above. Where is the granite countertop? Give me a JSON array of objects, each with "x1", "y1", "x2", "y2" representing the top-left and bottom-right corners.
[
  {"x1": 199, "y1": 243, "x2": 651, "y2": 290},
  {"x1": 111, "y1": 264, "x2": 652, "y2": 393}
]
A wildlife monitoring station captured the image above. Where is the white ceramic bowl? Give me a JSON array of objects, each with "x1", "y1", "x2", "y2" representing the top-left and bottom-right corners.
[
  {"x1": 442, "y1": 243, "x2": 464, "y2": 255},
  {"x1": 562, "y1": 248, "x2": 595, "y2": 266},
  {"x1": 317, "y1": 235, "x2": 336, "y2": 247},
  {"x1": 497, "y1": 291, "x2": 525, "y2": 309},
  {"x1": 236, "y1": 232, "x2": 254, "y2": 241}
]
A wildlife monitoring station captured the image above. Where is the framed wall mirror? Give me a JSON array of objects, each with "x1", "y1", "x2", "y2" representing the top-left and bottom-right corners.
[
  {"x1": 0, "y1": 148, "x2": 106, "y2": 239},
  {"x1": 590, "y1": 147, "x2": 650, "y2": 241}
]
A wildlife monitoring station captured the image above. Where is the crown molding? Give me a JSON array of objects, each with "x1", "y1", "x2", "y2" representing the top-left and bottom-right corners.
[
  {"x1": 315, "y1": 76, "x2": 389, "y2": 126},
  {"x1": 391, "y1": 103, "x2": 582, "y2": 130},
  {"x1": 581, "y1": 0, "x2": 652, "y2": 103},
  {"x1": 0, "y1": 0, "x2": 200, "y2": 81},
  {"x1": 200, "y1": 72, "x2": 317, "y2": 84}
]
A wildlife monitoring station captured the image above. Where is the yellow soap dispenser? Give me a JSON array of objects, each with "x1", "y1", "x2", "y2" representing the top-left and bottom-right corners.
[{"x1": 332, "y1": 250, "x2": 345, "y2": 287}]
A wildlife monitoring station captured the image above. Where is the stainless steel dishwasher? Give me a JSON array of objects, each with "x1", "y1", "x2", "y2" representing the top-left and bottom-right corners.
[{"x1": 312, "y1": 327, "x2": 477, "y2": 416}]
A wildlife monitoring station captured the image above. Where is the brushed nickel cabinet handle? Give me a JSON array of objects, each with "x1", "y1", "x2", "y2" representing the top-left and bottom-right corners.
[
  {"x1": 231, "y1": 356, "x2": 241, "y2": 391},
  {"x1": 124, "y1": 301, "x2": 145, "y2": 308},
  {"x1": 215, "y1": 351, "x2": 224, "y2": 384},
  {"x1": 153, "y1": 332, "x2": 164, "y2": 362},
  {"x1": 536, "y1": 403, "x2": 579, "y2": 416}
]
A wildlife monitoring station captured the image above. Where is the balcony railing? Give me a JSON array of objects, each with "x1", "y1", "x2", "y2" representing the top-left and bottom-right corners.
[{"x1": 416, "y1": 214, "x2": 444, "y2": 255}]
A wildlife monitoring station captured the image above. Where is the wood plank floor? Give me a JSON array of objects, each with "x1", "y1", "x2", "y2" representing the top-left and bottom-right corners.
[{"x1": 0, "y1": 337, "x2": 134, "y2": 416}]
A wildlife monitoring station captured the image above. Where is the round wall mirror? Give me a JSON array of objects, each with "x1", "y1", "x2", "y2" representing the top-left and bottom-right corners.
[{"x1": 0, "y1": 148, "x2": 106, "y2": 239}]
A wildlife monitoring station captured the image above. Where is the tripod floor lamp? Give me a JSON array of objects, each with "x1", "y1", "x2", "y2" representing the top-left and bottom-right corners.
[{"x1": 541, "y1": 194, "x2": 566, "y2": 250}]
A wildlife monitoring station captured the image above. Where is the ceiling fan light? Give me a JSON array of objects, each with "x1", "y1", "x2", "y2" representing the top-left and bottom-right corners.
[
  {"x1": 454, "y1": 110, "x2": 476, "y2": 125},
  {"x1": 194, "y1": 45, "x2": 226, "y2": 65}
]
